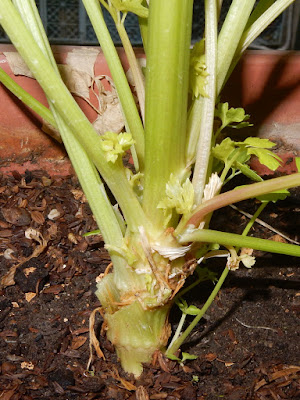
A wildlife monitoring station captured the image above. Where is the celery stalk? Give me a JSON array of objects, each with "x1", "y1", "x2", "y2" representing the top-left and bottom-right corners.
[{"x1": 143, "y1": 0, "x2": 193, "y2": 230}]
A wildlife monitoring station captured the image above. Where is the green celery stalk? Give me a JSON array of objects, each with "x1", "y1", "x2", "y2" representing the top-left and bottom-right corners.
[
  {"x1": 0, "y1": 0, "x2": 148, "y2": 234},
  {"x1": 82, "y1": 0, "x2": 145, "y2": 169},
  {"x1": 192, "y1": 0, "x2": 218, "y2": 205},
  {"x1": 179, "y1": 229, "x2": 300, "y2": 257},
  {"x1": 217, "y1": 0, "x2": 256, "y2": 93},
  {"x1": 143, "y1": 0, "x2": 193, "y2": 230}
]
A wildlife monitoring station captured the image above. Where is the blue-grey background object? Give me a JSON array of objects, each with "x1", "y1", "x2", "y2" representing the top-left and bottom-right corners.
[{"x1": 0, "y1": 0, "x2": 299, "y2": 49}]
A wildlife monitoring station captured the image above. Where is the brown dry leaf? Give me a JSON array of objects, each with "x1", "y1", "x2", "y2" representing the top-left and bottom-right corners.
[
  {"x1": 254, "y1": 366, "x2": 300, "y2": 391},
  {"x1": 111, "y1": 366, "x2": 137, "y2": 391},
  {"x1": 87, "y1": 307, "x2": 105, "y2": 371},
  {"x1": 58, "y1": 64, "x2": 91, "y2": 98},
  {"x1": 92, "y1": 100, "x2": 125, "y2": 135},
  {"x1": 25, "y1": 292, "x2": 36, "y2": 303},
  {"x1": 23, "y1": 267, "x2": 36, "y2": 277},
  {"x1": 0, "y1": 388, "x2": 17, "y2": 400},
  {"x1": 30, "y1": 210, "x2": 45, "y2": 225},
  {"x1": 269, "y1": 366, "x2": 300, "y2": 381},
  {"x1": 136, "y1": 386, "x2": 149, "y2": 400},
  {"x1": 0, "y1": 229, "x2": 47, "y2": 289},
  {"x1": 66, "y1": 47, "x2": 100, "y2": 78},
  {"x1": 4, "y1": 52, "x2": 34, "y2": 77},
  {"x1": 42, "y1": 284, "x2": 65, "y2": 295},
  {"x1": 205, "y1": 353, "x2": 217, "y2": 361},
  {"x1": 71, "y1": 335, "x2": 87, "y2": 350},
  {"x1": 91, "y1": 75, "x2": 125, "y2": 135},
  {"x1": 269, "y1": 234, "x2": 287, "y2": 243},
  {"x1": 2, "y1": 207, "x2": 31, "y2": 226}
]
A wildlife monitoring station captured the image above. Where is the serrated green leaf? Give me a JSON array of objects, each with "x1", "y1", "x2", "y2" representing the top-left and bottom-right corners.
[
  {"x1": 181, "y1": 352, "x2": 198, "y2": 362},
  {"x1": 110, "y1": 0, "x2": 148, "y2": 18},
  {"x1": 189, "y1": 40, "x2": 208, "y2": 98},
  {"x1": 257, "y1": 189, "x2": 290, "y2": 203},
  {"x1": 230, "y1": 121, "x2": 253, "y2": 129},
  {"x1": 242, "y1": 137, "x2": 276, "y2": 149},
  {"x1": 99, "y1": 131, "x2": 135, "y2": 163},
  {"x1": 295, "y1": 157, "x2": 300, "y2": 172},
  {"x1": 158, "y1": 175, "x2": 194, "y2": 220},
  {"x1": 212, "y1": 138, "x2": 235, "y2": 163},
  {"x1": 185, "y1": 305, "x2": 201, "y2": 316},
  {"x1": 166, "y1": 353, "x2": 181, "y2": 362},
  {"x1": 235, "y1": 162, "x2": 263, "y2": 182},
  {"x1": 248, "y1": 148, "x2": 282, "y2": 171},
  {"x1": 215, "y1": 102, "x2": 250, "y2": 129}
]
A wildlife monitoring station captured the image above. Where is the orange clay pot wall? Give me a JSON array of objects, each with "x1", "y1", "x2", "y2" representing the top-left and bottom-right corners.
[{"x1": 0, "y1": 45, "x2": 299, "y2": 176}]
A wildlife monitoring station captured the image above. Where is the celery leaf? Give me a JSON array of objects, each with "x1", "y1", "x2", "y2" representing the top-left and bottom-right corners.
[
  {"x1": 189, "y1": 40, "x2": 208, "y2": 98},
  {"x1": 99, "y1": 131, "x2": 135, "y2": 163}
]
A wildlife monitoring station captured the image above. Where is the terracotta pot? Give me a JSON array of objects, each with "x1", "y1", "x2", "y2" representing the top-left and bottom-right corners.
[{"x1": 0, "y1": 45, "x2": 299, "y2": 176}]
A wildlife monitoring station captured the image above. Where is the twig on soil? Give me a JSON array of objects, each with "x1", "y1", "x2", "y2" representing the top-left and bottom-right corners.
[
  {"x1": 235, "y1": 317, "x2": 278, "y2": 332},
  {"x1": 230, "y1": 204, "x2": 300, "y2": 245}
]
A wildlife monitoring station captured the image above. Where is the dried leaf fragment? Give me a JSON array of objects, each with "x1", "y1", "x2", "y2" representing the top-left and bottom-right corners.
[
  {"x1": 25, "y1": 292, "x2": 36, "y2": 302},
  {"x1": 4, "y1": 52, "x2": 34, "y2": 77}
]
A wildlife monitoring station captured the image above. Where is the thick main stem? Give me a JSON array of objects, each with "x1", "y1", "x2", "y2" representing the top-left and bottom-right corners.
[{"x1": 142, "y1": 0, "x2": 193, "y2": 230}]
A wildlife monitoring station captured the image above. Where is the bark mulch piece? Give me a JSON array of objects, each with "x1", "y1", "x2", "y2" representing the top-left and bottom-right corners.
[{"x1": 0, "y1": 170, "x2": 299, "y2": 399}]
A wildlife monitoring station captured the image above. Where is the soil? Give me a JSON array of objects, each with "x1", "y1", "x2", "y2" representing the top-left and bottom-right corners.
[{"x1": 0, "y1": 170, "x2": 299, "y2": 400}]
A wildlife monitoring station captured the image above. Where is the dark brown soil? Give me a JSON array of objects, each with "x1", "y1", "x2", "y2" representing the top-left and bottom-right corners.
[{"x1": 0, "y1": 170, "x2": 299, "y2": 400}]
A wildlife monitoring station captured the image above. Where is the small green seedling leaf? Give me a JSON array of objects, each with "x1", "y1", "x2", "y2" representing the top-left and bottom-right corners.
[
  {"x1": 166, "y1": 353, "x2": 181, "y2": 362},
  {"x1": 257, "y1": 189, "x2": 290, "y2": 203},
  {"x1": 215, "y1": 102, "x2": 251, "y2": 130},
  {"x1": 176, "y1": 298, "x2": 200, "y2": 316},
  {"x1": 83, "y1": 229, "x2": 102, "y2": 237},
  {"x1": 181, "y1": 352, "x2": 198, "y2": 363}
]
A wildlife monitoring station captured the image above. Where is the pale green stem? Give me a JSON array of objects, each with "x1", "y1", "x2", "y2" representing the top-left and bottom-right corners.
[
  {"x1": 166, "y1": 267, "x2": 229, "y2": 357},
  {"x1": 116, "y1": 21, "x2": 145, "y2": 123},
  {"x1": 55, "y1": 117, "x2": 128, "y2": 277},
  {"x1": 217, "y1": 0, "x2": 256, "y2": 94},
  {"x1": 179, "y1": 229, "x2": 300, "y2": 257},
  {"x1": 142, "y1": 0, "x2": 193, "y2": 230},
  {"x1": 184, "y1": 173, "x2": 300, "y2": 230},
  {"x1": 185, "y1": 97, "x2": 204, "y2": 167},
  {"x1": 138, "y1": 1, "x2": 148, "y2": 53},
  {"x1": 82, "y1": 0, "x2": 145, "y2": 168},
  {"x1": 0, "y1": 67, "x2": 57, "y2": 133},
  {"x1": 192, "y1": 0, "x2": 218, "y2": 206},
  {"x1": 12, "y1": 0, "x2": 128, "y2": 275},
  {"x1": 224, "y1": 0, "x2": 295, "y2": 89},
  {"x1": 237, "y1": 0, "x2": 295, "y2": 55},
  {"x1": 242, "y1": 202, "x2": 268, "y2": 238},
  {"x1": 166, "y1": 312, "x2": 187, "y2": 353},
  {"x1": 0, "y1": 0, "x2": 148, "y2": 233},
  {"x1": 245, "y1": 0, "x2": 276, "y2": 30}
]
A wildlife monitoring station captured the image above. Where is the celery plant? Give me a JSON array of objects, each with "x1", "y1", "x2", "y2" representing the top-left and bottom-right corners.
[{"x1": 0, "y1": 0, "x2": 299, "y2": 377}]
